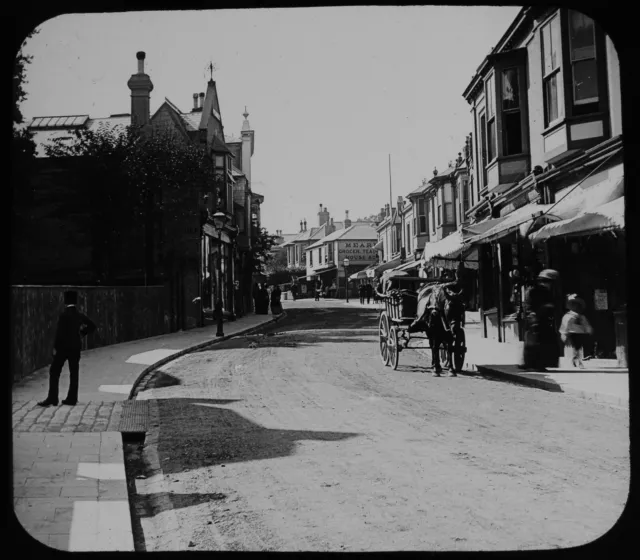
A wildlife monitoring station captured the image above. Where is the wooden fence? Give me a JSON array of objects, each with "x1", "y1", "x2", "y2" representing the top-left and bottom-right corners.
[{"x1": 11, "y1": 285, "x2": 170, "y2": 383}]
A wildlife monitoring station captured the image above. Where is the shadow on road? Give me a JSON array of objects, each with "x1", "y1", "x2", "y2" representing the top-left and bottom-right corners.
[
  {"x1": 460, "y1": 368, "x2": 564, "y2": 393},
  {"x1": 154, "y1": 398, "x2": 362, "y2": 476}
]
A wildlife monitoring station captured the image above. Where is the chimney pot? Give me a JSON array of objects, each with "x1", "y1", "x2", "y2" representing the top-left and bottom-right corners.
[
  {"x1": 199, "y1": 92, "x2": 205, "y2": 108},
  {"x1": 193, "y1": 93, "x2": 198, "y2": 110},
  {"x1": 136, "y1": 51, "x2": 146, "y2": 73}
]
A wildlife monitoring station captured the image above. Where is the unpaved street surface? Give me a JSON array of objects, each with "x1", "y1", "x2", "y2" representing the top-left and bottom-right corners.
[{"x1": 134, "y1": 301, "x2": 629, "y2": 551}]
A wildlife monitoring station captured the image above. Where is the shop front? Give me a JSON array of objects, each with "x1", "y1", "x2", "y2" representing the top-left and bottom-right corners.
[{"x1": 529, "y1": 194, "x2": 626, "y2": 364}]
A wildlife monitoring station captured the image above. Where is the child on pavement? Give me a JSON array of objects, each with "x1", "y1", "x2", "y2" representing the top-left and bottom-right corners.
[{"x1": 559, "y1": 294, "x2": 593, "y2": 368}]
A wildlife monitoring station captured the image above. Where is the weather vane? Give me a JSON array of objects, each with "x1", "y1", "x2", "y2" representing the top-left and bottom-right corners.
[{"x1": 206, "y1": 61, "x2": 218, "y2": 81}]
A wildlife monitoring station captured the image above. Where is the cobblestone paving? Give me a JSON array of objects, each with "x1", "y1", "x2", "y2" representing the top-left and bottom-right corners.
[{"x1": 12, "y1": 401, "x2": 123, "y2": 433}]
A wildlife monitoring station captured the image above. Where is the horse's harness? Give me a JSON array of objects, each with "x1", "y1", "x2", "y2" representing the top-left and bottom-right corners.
[{"x1": 425, "y1": 284, "x2": 464, "y2": 334}]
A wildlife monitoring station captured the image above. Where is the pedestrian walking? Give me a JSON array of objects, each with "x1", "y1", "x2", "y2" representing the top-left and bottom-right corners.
[
  {"x1": 37, "y1": 291, "x2": 96, "y2": 407},
  {"x1": 270, "y1": 284, "x2": 283, "y2": 316},
  {"x1": 559, "y1": 294, "x2": 593, "y2": 368},
  {"x1": 365, "y1": 282, "x2": 372, "y2": 304},
  {"x1": 314, "y1": 280, "x2": 321, "y2": 301},
  {"x1": 258, "y1": 284, "x2": 270, "y2": 314},
  {"x1": 520, "y1": 269, "x2": 561, "y2": 371},
  {"x1": 291, "y1": 283, "x2": 298, "y2": 301},
  {"x1": 358, "y1": 283, "x2": 366, "y2": 305},
  {"x1": 252, "y1": 282, "x2": 260, "y2": 313}
]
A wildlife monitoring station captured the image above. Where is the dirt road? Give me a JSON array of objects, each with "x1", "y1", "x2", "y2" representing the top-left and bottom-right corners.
[{"x1": 133, "y1": 302, "x2": 629, "y2": 551}]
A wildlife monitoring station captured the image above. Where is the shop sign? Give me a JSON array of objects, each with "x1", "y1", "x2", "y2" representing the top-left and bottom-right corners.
[
  {"x1": 336, "y1": 240, "x2": 377, "y2": 263},
  {"x1": 594, "y1": 289, "x2": 608, "y2": 310}
]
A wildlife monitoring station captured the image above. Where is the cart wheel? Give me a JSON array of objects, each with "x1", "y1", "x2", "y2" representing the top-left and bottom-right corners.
[
  {"x1": 388, "y1": 325, "x2": 399, "y2": 370},
  {"x1": 379, "y1": 312, "x2": 391, "y2": 366},
  {"x1": 453, "y1": 327, "x2": 466, "y2": 373}
]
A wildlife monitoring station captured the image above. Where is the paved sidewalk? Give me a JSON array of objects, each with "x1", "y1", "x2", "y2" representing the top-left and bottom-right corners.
[
  {"x1": 13, "y1": 313, "x2": 279, "y2": 404},
  {"x1": 12, "y1": 312, "x2": 278, "y2": 551},
  {"x1": 462, "y1": 326, "x2": 629, "y2": 409}
]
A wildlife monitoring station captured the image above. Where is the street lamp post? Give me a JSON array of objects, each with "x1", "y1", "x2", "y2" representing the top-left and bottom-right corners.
[
  {"x1": 213, "y1": 211, "x2": 230, "y2": 337},
  {"x1": 343, "y1": 258, "x2": 350, "y2": 303}
]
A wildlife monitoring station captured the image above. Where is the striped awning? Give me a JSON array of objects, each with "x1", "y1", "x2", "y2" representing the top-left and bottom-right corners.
[{"x1": 529, "y1": 196, "x2": 624, "y2": 243}]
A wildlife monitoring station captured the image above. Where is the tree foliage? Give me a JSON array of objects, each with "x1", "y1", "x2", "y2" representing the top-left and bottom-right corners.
[
  {"x1": 251, "y1": 228, "x2": 280, "y2": 274},
  {"x1": 41, "y1": 124, "x2": 227, "y2": 283}
]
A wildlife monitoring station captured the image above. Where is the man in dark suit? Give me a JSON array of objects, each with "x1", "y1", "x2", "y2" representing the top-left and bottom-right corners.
[{"x1": 37, "y1": 291, "x2": 96, "y2": 407}]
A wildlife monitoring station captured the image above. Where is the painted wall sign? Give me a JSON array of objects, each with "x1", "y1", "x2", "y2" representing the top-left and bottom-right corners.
[{"x1": 336, "y1": 240, "x2": 377, "y2": 264}]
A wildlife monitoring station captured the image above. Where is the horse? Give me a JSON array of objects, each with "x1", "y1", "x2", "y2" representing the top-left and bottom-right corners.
[{"x1": 408, "y1": 281, "x2": 466, "y2": 376}]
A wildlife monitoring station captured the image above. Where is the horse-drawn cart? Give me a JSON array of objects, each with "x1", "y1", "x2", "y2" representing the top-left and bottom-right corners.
[{"x1": 377, "y1": 275, "x2": 467, "y2": 374}]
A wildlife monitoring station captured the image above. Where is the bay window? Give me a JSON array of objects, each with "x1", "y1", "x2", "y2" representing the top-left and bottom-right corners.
[
  {"x1": 542, "y1": 14, "x2": 564, "y2": 127},
  {"x1": 501, "y1": 67, "x2": 523, "y2": 155},
  {"x1": 479, "y1": 112, "x2": 488, "y2": 188},
  {"x1": 568, "y1": 10, "x2": 599, "y2": 114},
  {"x1": 437, "y1": 189, "x2": 443, "y2": 226},
  {"x1": 418, "y1": 198, "x2": 427, "y2": 233},
  {"x1": 485, "y1": 74, "x2": 497, "y2": 162},
  {"x1": 462, "y1": 178, "x2": 470, "y2": 217},
  {"x1": 443, "y1": 183, "x2": 454, "y2": 225}
]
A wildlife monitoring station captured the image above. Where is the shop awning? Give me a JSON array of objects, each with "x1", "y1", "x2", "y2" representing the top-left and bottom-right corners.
[
  {"x1": 465, "y1": 202, "x2": 557, "y2": 245},
  {"x1": 311, "y1": 264, "x2": 337, "y2": 274},
  {"x1": 349, "y1": 263, "x2": 378, "y2": 281},
  {"x1": 395, "y1": 259, "x2": 422, "y2": 272},
  {"x1": 372, "y1": 256, "x2": 402, "y2": 276},
  {"x1": 545, "y1": 163, "x2": 624, "y2": 222},
  {"x1": 529, "y1": 196, "x2": 624, "y2": 243}
]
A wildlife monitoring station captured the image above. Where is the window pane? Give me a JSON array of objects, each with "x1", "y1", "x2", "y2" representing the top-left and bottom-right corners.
[
  {"x1": 486, "y1": 75, "x2": 495, "y2": 118},
  {"x1": 419, "y1": 216, "x2": 427, "y2": 233},
  {"x1": 445, "y1": 203, "x2": 454, "y2": 224},
  {"x1": 487, "y1": 119, "x2": 497, "y2": 162},
  {"x1": 444, "y1": 183, "x2": 453, "y2": 203},
  {"x1": 502, "y1": 68, "x2": 520, "y2": 110},
  {"x1": 418, "y1": 199, "x2": 425, "y2": 216},
  {"x1": 573, "y1": 59, "x2": 599, "y2": 103},
  {"x1": 503, "y1": 111, "x2": 523, "y2": 156},
  {"x1": 542, "y1": 16, "x2": 561, "y2": 75},
  {"x1": 569, "y1": 11, "x2": 595, "y2": 61},
  {"x1": 550, "y1": 16, "x2": 561, "y2": 70},
  {"x1": 545, "y1": 74, "x2": 559, "y2": 124}
]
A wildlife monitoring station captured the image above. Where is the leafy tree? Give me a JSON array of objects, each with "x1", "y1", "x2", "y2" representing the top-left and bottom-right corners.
[
  {"x1": 43, "y1": 125, "x2": 226, "y2": 284},
  {"x1": 251, "y1": 228, "x2": 279, "y2": 274},
  {"x1": 12, "y1": 30, "x2": 38, "y2": 282}
]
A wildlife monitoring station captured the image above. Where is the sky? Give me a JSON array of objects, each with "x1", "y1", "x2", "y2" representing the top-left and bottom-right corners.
[{"x1": 20, "y1": 5, "x2": 522, "y2": 235}]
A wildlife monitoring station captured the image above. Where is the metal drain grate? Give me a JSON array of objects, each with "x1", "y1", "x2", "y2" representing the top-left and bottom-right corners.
[{"x1": 118, "y1": 400, "x2": 150, "y2": 434}]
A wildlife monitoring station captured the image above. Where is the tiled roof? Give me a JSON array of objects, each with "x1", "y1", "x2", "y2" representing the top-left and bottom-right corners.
[{"x1": 180, "y1": 112, "x2": 202, "y2": 131}]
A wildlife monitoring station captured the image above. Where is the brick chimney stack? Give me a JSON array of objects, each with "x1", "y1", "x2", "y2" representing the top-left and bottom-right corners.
[
  {"x1": 192, "y1": 94, "x2": 198, "y2": 111},
  {"x1": 318, "y1": 204, "x2": 330, "y2": 227},
  {"x1": 300, "y1": 220, "x2": 304, "y2": 232},
  {"x1": 344, "y1": 210, "x2": 352, "y2": 229},
  {"x1": 199, "y1": 92, "x2": 205, "y2": 109},
  {"x1": 303, "y1": 219, "x2": 307, "y2": 231},
  {"x1": 127, "y1": 51, "x2": 154, "y2": 128},
  {"x1": 397, "y1": 196, "x2": 403, "y2": 211}
]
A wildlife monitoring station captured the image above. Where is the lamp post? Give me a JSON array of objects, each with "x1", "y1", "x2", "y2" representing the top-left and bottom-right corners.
[
  {"x1": 343, "y1": 258, "x2": 350, "y2": 303},
  {"x1": 213, "y1": 211, "x2": 229, "y2": 337}
]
